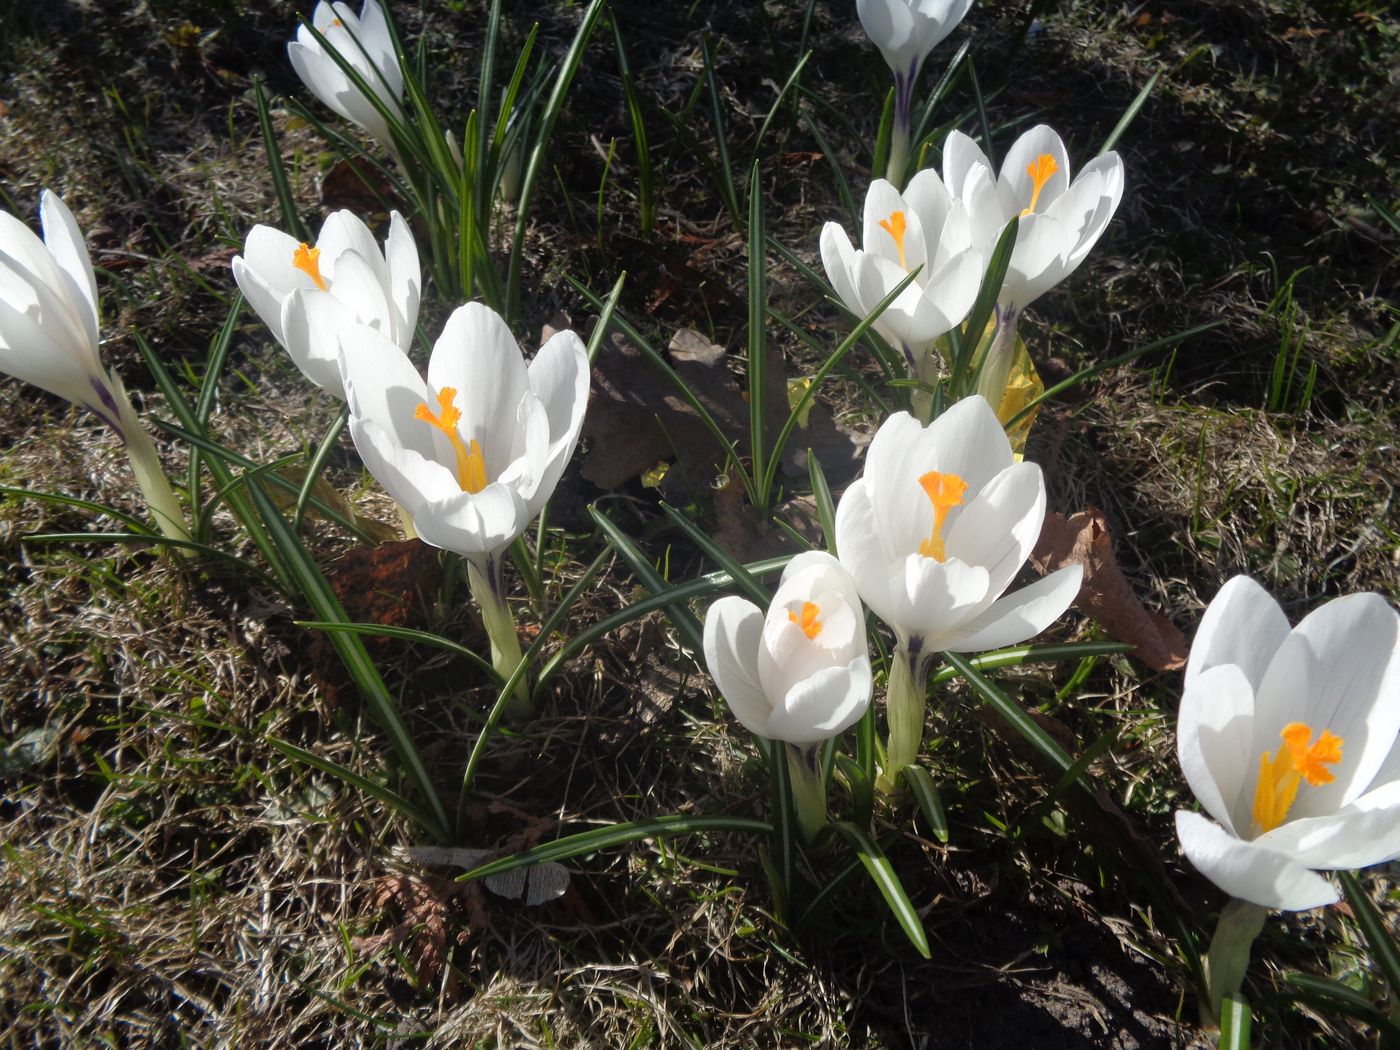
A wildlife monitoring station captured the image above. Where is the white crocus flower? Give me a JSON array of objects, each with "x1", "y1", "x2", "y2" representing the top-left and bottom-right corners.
[
  {"x1": 857, "y1": 0, "x2": 976, "y2": 187},
  {"x1": 704, "y1": 551, "x2": 874, "y2": 839},
  {"x1": 1174, "y1": 576, "x2": 1400, "y2": 1020},
  {"x1": 231, "y1": 210, "x2": 419, "y2": 401},
  {"x1": 939, "y1": 125, "x2": 1123, "y2": 405},
  {"x1": 337, "y1": 302, "x2": 589, "y2": 714},
  {"x1": 820, "y1": 174, "x2": 982, "y2": 419},
  {"x1": 288, "y1": 0, "x2": 405, "y2": 153},
  {"x1": 0, "y1": 191, "x2": 189, "y2": 543},
  {"x1": 1176, "y1": 576, "x2": 1400, "y2": 910},
  {"x1": 834, "y1": 395, "x2": 1081, "y2": 786}
]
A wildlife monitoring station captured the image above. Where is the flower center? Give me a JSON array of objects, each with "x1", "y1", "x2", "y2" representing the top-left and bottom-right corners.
[
  {"x1": 1020, "y1": 153, "x2": 1060, "y2": 217},
  {"x1": 292, "y1": 243, "x2": 328, "y2": 292},
  {"x1": 330, "y1": 17, "x2": 343, "y2": 27},
  {"x1": 1251, "y1": 721, "x2": 1343, "y2": 835},
  {"x1": 917, "y1": 470, "x2": 967, "y2": 562},
  {"x1": 414, "y1": 387, "x2": 488, "y2": 494},
  {"x1": 878, "y1": 210, "x2": 908, "y2": 269},
  {"x1": 788, "y1": 601, "x2": 823, "y2": 640}
]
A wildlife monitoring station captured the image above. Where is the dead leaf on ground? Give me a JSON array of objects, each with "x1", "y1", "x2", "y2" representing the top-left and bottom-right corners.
[{"x1": 1030, "y1": 508, "x2": 1188, "y2": 672}]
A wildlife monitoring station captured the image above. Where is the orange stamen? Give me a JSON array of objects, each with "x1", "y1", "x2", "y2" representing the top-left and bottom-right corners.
[
  {"x1": 917, "y1": 470, "x2": 967, "y2": 562},
  {"x1": 878, "y1": 210, "x2": 908, "y2": 269},
  {"x1": 1251, "y1": 721, "x2": 1343, "y2": 834},
  {"x1": 788, "y1": 601, "x2": 823, "y2": 641},
  {"x1": 1020, "y1": 153, "x2": 1060, "y2": 216},
  {"x1": 414, "y1": 387, "x2": 488, "y2": 493},
  {"x1": 292, "y1": 243, "x2": 328, "y2": 291}
]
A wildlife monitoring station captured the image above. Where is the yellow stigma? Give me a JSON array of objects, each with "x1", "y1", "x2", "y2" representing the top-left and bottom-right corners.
[
  {"x1": 1251, "y1": 721, "x2": 1343, "y2": 834},
  {"x1": 878, "y1": 210, "x2": 908, "y2": 269},
  {"x1": 1020, "y1": 153, "x2": 1060, "y2": 217},
  {"x1": 292, "y1": 243, "x2": 328, "y2": 292},
  {"x1": 330, "y1": 17, "x2": 343, "y2": 27},
  {"x1": 788, "y1": 601, "x2": 823, "y2": 641},
  {"x1": 916, "y1": 470, "x2": 967, "y2": 562},
  {"x1": 414, "y1": 387, "x2": 488, "y2": 493}
]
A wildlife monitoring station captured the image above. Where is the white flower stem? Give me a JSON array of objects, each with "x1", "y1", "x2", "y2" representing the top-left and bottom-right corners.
[
  {"x1": 974, "y1": 308, "x2": 1019, "y2": 409},
  {"x1": 1203, "y1": 897, "x2": 1267, "y2": 1027},
  {"x1": 886, "y1": 120, "x2": 911, "y2": 191},
  {"x1": 111, "y1": 377, "x2": 191, "y2": 546},
  {"x1": 879, "y1": 642, "x2": 931, "y2": 793},
  {"x1": 784, "y1": 743, "x2": 828, "y2": 843},
  {"x1": 467, "y1": 554, "x2": 531, "y2": 719}
]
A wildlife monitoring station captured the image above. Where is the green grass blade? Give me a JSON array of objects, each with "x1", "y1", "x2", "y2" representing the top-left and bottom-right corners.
[
  {"x1": 943, "y1": 650, "x2": 1072, "y2": 776},
  {"x1": 613, "y1": 19, "x2": 654, "y2": 236},
  {"x1": 253, "y1": 77, "x2": 307, "y2": 241},
  {"x1": 835, "y1": 753, "x2": 874, "y2": 830},
  {"x1": 747, "y1": 159, "x2": 769, "y2": 514},
  {"x1": 506, "y1": 0, "x2": 605, "y2": 316},
  {"x1": 293, "y1": 408, "x2": 348, "y2": 531},
  {"x1": 829, "y1": 821, "x2": 930, "y2": 959},
  {"x1": 801, "y1": 112, "x2": 857, "y2": 227},
  {"x1": 807, "y1": 452, "x2": 837, "y2": 552},
  {"x1": 910, "y1": 38, "x2": 971, "y2": 150},
  {"x1": 752, "y1": 51, "x2": 810, "y2": 158},
  {"x1": 1281, "y1": 973, "x2": 1400, "y2": 1038},
  {"x1": 23, "y1": 531, "x2": 278, "y2": 587},
  {"x1": 872, "y1": 87, "x2": 894, "y2": 181},
  {"x1": 1100, "y1": 70, "x2": 1160, "y2": 154},
  {"x1": 902, "y1": 764, "x2": 949, "y2": 843},
  {"x1": 968, "y1": 56, "x2": 995, "y2": 167},
  {"x1": 460, "y1": 814, "x2": 773, "y2": 881},
  {"x1": 591, "y1": 506, "x2": 705, "y2": 655},
  {"x1": 954, "y1": 218, "x2": 1017, "y2": 390},
  {"x1": 701, "y1": 33, "x2": 742, "y2": 228},
  {"x1": 246, "y1": 481, "x2": 450, "y2": 841},
  {"x1": 796, "y1": 853, "x2": 865, "y2": 933},
  {"x1": 927, "y1": 641, "x2": 1132, "y2": 686},
  {"x1": 268, "y1": 736, "x2": 442, "y2": 832},
  {"x1": 297, "y1": 620, "x2": 500, "y2": 684},
  {"x1": 584, "y1": 272, "x2": 627, "y2": 366},
  {"x1": 770, "y1": 740, "x2": 795, "y2": 919},
  {"x1": 1, "y1": 485, "x2": 151, "y2": 533},
  {"x1": 1339, "y1": 872, "x2": 1400, "y2": 1002},
  {"x1": 660, "y1": 502, "x2": 770, "y2": 607},
  {"x1": 1217, "y1": 993, "x2": 1250, "y2": 1050}
]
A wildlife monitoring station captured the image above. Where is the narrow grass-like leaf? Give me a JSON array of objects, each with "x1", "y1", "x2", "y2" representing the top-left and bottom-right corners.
[
  {"x1": 701, "y1": 33, "x2": 742, "y2": 228},
  {"x1": 954, "y1": 218, "x2": 1017, "y2": 390},
  {"x1": 1217, "y1": 994, "x2": 1250, "y2": 1050},
  {"x1": 796, "y1": 853, "x2": 864, "y2": 933},
  {"x1": 1099, "y1": 70, "x2": 1160, "y2": 154},
  {"x1": 968, "y1": 57, "x2": 995, "y2": 167},
  {"x1": 1339, "y1": 872, "x2": 1400, "y2": 1003},
  {"x1": 268, "y1": 736, "x2": 441, "y2": 832},
  {"x1": 293, "y1": 408, "x2": 349, "y2": 531},
  {"x1": 507, "y1": 0, "x2": 605, "y2": 316},
  {"x1": 872, "y1": 88, "x2": 894, "y2": 180},
  {"x1": 748, "y1": 159, "x2": 769, "y2": 514},
  {"x1": 459, "y1": 814, "x2": 773, "y2": 881},
  {"x1": 770, "y1": 740, "x2": 796, "y2": 919},
  {"x1": 536, "y1": 550, "x2": 793, "y2": 687},
  {"x1": 801, "y1": 112, "x2": 857, "y2": 227},
  {"x1": 1016, "y1": 725, "x2": 1119, "y2": 839},
  {"x1": 1003, "y1": 319, "x2": 1225, "y2": 429},
  {"x1": 661, "y1": 502, "x2": 769, "y2": 607},
  {"x1": 253, "y1": 77, "x2": 306, "y2": 241},
  {"x1": 247, "y1": 482, "x2": 450, "y2": 841},
  {"x1": 188, "y1": 295, "x2": 244, "y2": 534},
  {"x1": 902, "y1": 765, "x2": 949, "y2": 843},
  {"x1": 807, "y1": 453, "x2": 837, "y2": 553},
  {"x1": 752, "y1": 51, "x2": 809, "y2": 157},
  {"x1": 297, "y1": 621, "x2": 500, "y2": 684},
  {"x1": 23, "y1": 531, "x2": 278, "y2": 586},
  {"x1": 943, "y1": 651, "x2": 1072, "y2": 775},
  {"x1": 567, "y1": 275, "x2": 755, "y2": 504},
  {"x1": 1281, "y1": 973, "x2": 1400, "y2": 1038},
  {"x1": 585, "y1": 272, "x2": 627, "y2": 366},
  {"x1": 591, "y1": 507, "x2": 704, "y2": 655},
  {"x1": 835, "y1": 754, "x2": 874, "y2": 830},
  {"x1": 613, "y1": 19, "x2": 654, "y2": 235},
  {"x1": 829, "y1": 821, "x2": 930, "y2": 959},
  {"x1": 910, "y1": 39, "x2": 971, "y2": 149},
  {"x1": 1, "y1": 485, "x2": 151, "y2": 533}
]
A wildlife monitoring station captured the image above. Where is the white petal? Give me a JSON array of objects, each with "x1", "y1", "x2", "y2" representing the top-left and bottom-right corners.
[
  {"x1": 834, "y1": 478, "x2": 898, "y2": 630},
  {"x1": 345, "y1": 412, "x2": 459, "y2": 514},
  {"x1": 857, "y1": 0, "x2": 918, "y2": 73},
  {"x1": 942, "y1": 129, "x2": 993, "y2": 202},
  {"x1": 890, "y1": 554, "x2": 989, "y2": 644},
  {"x1": 862, "y1": 180, "x2": 927, "y2": 274},
  {"x1": 338, "y1": 323, "x2": 439, "y2": 462},
  {"x1": 703, "y1": 596, "x2": 772, "y2": 738},
  {"x1": 1176, "y1": 664, "x2": 1257, "y2": 837},
  {"x1": 1175, "y1": 810, "x2": 1338, "y2": 912},
  {"x1": 937, "y1": 563, "x2": 1081, "y2": 653},
  {"x1": 0, "y1": 296, "x2": 106, "y2": 411},
  {"x1": 768, "y1": 657, "x2": 873, "y2": 745},
  {"x1": 819, "y1": 222, "x2": 862, "y2": 319},
  {"x1": 1186, "y1": 576, "x2": 1291, "y2": 691},
  {"x1": 415, "y1": 480, "x2": 531, "y2": 557},
  {"x1": 232, "y1": 255, "x2": 291, "y2": 348},
  {"x1": 239, "y1": 224, "x2": 312, "y2": 301},
  {"x1": 428, "y1": 303, "x2": 530, "y2": 467},
  {"x1": 384, "y1": 211, "x2": 420, "y2": 345},
  {"x1": 1265, "y1": 778, "x2": 1400, "y2": 870},
  {"x1": 916, "y1": 393, "x2": 1014, "y2": 496},
  {"x1": 996, "y1": 125, "x2": 1071, "y2": 217},
  {"x1": 325, "y1": 249, "x2": 391, "y2": 331},
  {"x1": 943, "y1": 460, "x2": 1045, "y2": 602},
  {"x1": 318, "y1": 210, "x2": 387, "y2": 290},
  {"x1": 287, "y1": 42, "x2": 357, "y2": 126},
  {"x1": 38, "y1": 191, "x2": 99, "y2": 351},
  {"x1": 902, "y1": 167, "x2": 954, "y2": 249},
  {"x1": 1002, "y1": 211, "x2": 1072, "y2": 311},
  {"x1": 1251, "y1": 592, "x2": 1400, "y2": 815},
  {"x1": 280, "y1": 289, "x2": 353, "y2": 398},
  {"x1": 863, "y1": 410, "x2": 932, "y2": 561}
]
